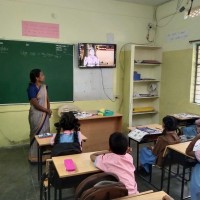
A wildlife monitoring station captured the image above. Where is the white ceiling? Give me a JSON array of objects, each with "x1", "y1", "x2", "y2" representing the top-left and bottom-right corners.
[{"x1": 115, "y1": 0, "x2": 173, "y2": 6}]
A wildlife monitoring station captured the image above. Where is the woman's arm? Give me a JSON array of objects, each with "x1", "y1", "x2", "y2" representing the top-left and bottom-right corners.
[
  {"x1": 186, "y1": 134, "x2": 200, "y2": 157},
  {"x1": 90, "y1": 150, "x2": 110, "y2": 162},
  {"x1": 30, "y1": 98, "x2": 51, "y2": 114},
  {"x1": 47, "y1": 96, "x2": 52, "y2": 117}
]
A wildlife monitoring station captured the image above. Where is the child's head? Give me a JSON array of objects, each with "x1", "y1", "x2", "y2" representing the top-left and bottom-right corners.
[
  {"x1": 109, "y1": 132, "x2": 128, "y2": 155},
  {"x1": 162, "y1": 116, "x2": 178, "y2": 132},
  {"x1": 56, "y1": 111, "x2": 80, "y2": 132}
]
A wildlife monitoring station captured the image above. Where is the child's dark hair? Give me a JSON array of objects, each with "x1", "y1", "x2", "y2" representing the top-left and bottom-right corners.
[
  {"x1": 54, "y1": 111, "x2": 80, "y2": 145},
  {"x1": 163, "y1": 116, "x2": 178, "y2": 133},
  {"x1": 109, "y1": 132, "x2": 128, "y2": 155},
  {"x1": 29, "y1": 69, "x2": 41, "y2": 84}
]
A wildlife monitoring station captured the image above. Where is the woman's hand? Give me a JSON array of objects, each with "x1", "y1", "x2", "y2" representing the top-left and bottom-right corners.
[{"x1": 47, "y1": 109, "x2": 52, "y2": 117}]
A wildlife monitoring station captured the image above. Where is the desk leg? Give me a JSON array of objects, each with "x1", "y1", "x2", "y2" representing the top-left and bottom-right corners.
[
  {"x1": 59, "y1": 189, "x2": 62, "y2": 200},
  {"x1": 167, "y1": 152, "x2": 173, "y2": 194},
  {"x1": 136, "y1": 142, "x2": 139, "y2": 172},
  {"x1": 38, "y1": 146, "x2": 42, "y2": 181},
  {"x1": 181, "y1": 165, "x2": 186, "y2": 200},
  {"x1": 38, "y1": 145, "x2": 40, "y2": 181}
]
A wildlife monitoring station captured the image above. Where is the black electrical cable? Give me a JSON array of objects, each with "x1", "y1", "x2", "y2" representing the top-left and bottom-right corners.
[{"x1": 188, "y1": 0, "x2": 194, "y2": 16}]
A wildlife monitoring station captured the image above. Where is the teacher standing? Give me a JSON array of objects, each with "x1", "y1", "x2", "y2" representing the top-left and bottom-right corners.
[{"x1": 27, "y1": 69, "x2": 52, "y2": 163}]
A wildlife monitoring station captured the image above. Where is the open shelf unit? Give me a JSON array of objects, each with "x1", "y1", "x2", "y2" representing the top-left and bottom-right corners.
[{"x1": 122, "y1": 45, "x2": 162, "y2": 127}]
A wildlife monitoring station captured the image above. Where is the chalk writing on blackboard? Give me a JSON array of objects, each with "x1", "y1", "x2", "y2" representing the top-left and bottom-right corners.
[
  {"x1": 20, "y1": 50, "x2": 62, "y2": 59},
  {"x1": 0, "y1": 46, "x2": 8, "y2": 54}
]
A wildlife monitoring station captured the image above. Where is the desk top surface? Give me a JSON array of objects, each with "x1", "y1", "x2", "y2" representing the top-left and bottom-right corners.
[
  {"x1": 166, "y1": 141, "x2": 194, "y2": 159},
  {"x1": 35, "y1": 133, "x2": 87, "y2": 146},
  {"x1": 170, "y1": 113, "x2": 200, "y2": 121},
  {"x1": 115, "y1": 191, "x2": 168, "y2": 200},
  {"x1": 52, "y1": 151, "x2": 100, "y2": 178},
  {"x1": 78, "y1": 113, "x2": 122, "y2": 121},
  {"x1": 128, "y1": 124, "x2": 163, "y2": 131}
]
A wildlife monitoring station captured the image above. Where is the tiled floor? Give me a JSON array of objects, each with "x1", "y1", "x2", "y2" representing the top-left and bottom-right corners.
[{"x1": 0, "y1": 144, "x2": 191, "y2": 200}]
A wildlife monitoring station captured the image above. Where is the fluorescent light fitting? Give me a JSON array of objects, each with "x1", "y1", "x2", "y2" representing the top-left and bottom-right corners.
[{"x1": 185, "y1": 5, "x2": 200, "y2": 19}]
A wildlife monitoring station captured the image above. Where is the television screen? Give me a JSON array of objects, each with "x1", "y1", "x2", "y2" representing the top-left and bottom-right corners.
[{"x1": 78, "y1": 43, "x2": 116, "y2": 68}]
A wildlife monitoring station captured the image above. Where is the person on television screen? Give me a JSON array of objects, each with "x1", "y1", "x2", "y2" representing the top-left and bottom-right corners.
[{"x1": 84, "y1": 47, "x2": 99, "y2": 67}]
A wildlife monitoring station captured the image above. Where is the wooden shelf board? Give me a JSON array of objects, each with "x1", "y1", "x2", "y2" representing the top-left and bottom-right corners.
[
  {"x1": 133, "y1": 111, "x2": 158, "y2": 115},
  {"x1": 134, "y1": 80, "x2": 160, "y2": 83},
  {"x1": 133, "y1": 96, "x2": 159, "y2": 100},
  {"x1": 135, "y1": 63, "x2": 161, "y2": 66},
  {"x1": 135, "y1": 45, "x2": 162, "y2": 49}
]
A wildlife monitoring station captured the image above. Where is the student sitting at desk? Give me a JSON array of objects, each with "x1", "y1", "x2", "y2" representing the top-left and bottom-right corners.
[
  {"x1": 186, "y1": 134, "x2": 200, "y2": 200},
  {"x1": 182, "y1": 118, "x2": 200, "y2": 139},
  {"x1": 51, "y1": 112, "x2": 82, "y2": 152},
  {"x1": 139, "y1": 116, "x2": 181, "y2": 173},
  {"x1": 90, "y1": 132, "x2": 138, "y2": 195}
]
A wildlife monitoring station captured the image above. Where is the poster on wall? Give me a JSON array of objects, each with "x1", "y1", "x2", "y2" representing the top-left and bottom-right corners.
[{"x1": 22, "y1": 20, "x2": 59, "y2": 39}]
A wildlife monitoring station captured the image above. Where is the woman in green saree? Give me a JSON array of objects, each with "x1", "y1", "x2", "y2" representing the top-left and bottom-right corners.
[{"x1": 27, "y1": 69, "x2": 52, "y2": 163}]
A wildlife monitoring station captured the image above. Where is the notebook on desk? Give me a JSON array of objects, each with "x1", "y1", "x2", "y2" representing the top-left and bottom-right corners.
[{"x1": 128, "y1": 127, "x2": 162, "y2": 142}]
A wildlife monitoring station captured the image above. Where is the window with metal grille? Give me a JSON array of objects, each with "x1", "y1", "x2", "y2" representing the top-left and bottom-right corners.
[{"x1": 194, "y1": 44, "x2": 200, "y2": 103}]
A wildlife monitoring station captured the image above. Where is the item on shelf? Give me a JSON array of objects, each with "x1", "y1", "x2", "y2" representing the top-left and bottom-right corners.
[
  {"x1": 134, "y1": 60, "x2": 143, "y2": 63},
  {"x1": 147, "y1": 83, "x2": 158, "y2": 96},
  {"x1": 141, "y1": 60, "x2": 161, "y2": 64},
  {"x1": 133, "y1": 71, "x2": 141, "y2": 80},
  {"x1": 133, "y1": 106, "x2": 155, "y2": 113},
  {"x1": 133, "y1": 93, "x2": 156, "y2": 98},
  {"x1": 133, "y1": 92, "x2": 140, "y2": 97}
]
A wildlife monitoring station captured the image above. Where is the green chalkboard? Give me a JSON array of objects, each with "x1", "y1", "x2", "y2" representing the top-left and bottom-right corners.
[{"x1": 0, "y1": 40, "x2": 73, "y2": 104}]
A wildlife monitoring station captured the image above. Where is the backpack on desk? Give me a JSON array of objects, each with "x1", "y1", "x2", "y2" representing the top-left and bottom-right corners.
[
  {"x1": 51, "y1": 131, "x2": 82, "y2": 157},
  {"x1": 75, "y1": 172, "x2": 128, "y2": 200}
]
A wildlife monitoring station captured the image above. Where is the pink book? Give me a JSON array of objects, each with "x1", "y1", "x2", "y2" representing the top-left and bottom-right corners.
[{"x1": 64, "y1": 159, "x2": 76, "y2": 171}]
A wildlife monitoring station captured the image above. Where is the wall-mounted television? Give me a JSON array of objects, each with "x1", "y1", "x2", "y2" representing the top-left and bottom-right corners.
[{"x1": 78, "y1": 43, "x2": 116, "y2": 68}]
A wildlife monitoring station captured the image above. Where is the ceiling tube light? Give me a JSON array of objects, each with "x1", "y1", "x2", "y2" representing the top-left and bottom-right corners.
[{"x1": 185, "y1": 5, "x2": 200, "y2": 19}]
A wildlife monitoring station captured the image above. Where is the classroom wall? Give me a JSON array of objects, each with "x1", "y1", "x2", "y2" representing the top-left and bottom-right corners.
[
  {"x1": 0, "y1": 0, "x2": 154, "y2": 147},
  {"x1": 155, "y1": 0, "x2": 200, "y2": 120}
]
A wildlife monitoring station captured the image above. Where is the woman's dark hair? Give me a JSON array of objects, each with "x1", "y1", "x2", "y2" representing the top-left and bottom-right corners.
[
  {"x1": 29, "y1": 69, "x2": 41, "y2": 83},
  {"x1": 54, "y1": 111, "x2": 80, "y2": 145},
  {"x1": 109, "y1": 132, "x2": 128, "y2": 155},
  {"x1": 163, "y1": 116, "x2": 178, "y2": 133}
]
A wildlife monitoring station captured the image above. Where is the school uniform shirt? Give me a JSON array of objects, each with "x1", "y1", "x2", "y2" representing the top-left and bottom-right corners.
[
  {"x1": 95, "y1": 152, "x2": 138, "y2": 195},
  {"x1": 191, "y1": 147, "x2": 200, "y2": 200},
  {"x1": 152, "y1": 132, "x2": 180, "y2": 166}
]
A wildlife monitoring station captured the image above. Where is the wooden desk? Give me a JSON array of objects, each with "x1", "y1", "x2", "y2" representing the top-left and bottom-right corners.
[
  {"x1": 35, "y1": 133, "x2": 87, "y2": 181},
  {"x1": 128, "y1": 124, "x2": 163, "y2": 174},
  {"x1": 114, "y1": 191, "x2": 168, "y2": 200},
  {"x1": 164, "y1": 142, "x2": 196, "y2": 200},
  {"x1": 170, "y1": 113, "x2": 200, "y2": 126},
  {"x1": 52, "y1": 152, "x2": 100, "y2": 178},
  {"x1": 164, "y1": 142, "x2": 194, "y2": 159},
  {"x1": 79, "y1": 113, "x2": 122, "y2": 152}
]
